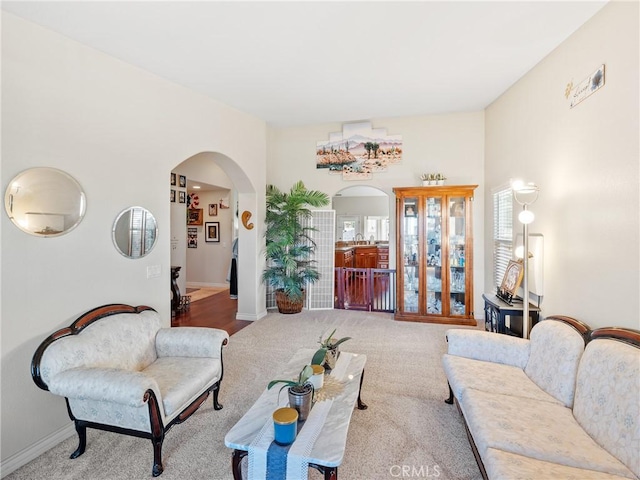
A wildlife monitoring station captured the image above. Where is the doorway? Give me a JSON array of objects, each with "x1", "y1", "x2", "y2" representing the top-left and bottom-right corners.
[{"x1": 170, "y1": 151, "x2": 258, "y2": 321}]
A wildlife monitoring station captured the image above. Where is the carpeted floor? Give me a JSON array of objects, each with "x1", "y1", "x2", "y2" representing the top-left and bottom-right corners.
[{"x1": 6, "y1": 310, "x2": 482, "y2": 480}]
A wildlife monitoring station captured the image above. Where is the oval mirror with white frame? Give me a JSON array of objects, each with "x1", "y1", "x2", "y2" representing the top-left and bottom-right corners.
[
  {"x1": 4, "y1": 167, "x2": 87, "y2": 237},
  {"x1": 112, "y1": 206, "x2": 158, "y2": 259}
]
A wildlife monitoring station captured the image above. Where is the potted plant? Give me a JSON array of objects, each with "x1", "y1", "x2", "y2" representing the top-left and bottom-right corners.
[
  {"x1": 262, "y1": 181, "x2": 330, "y2": 314},
  {"x1": 268, "y1": 365, "x2": 315, "y2": 421},
  {"x1": 311, "y1": 329, "x2": 352, "y2": 371}
]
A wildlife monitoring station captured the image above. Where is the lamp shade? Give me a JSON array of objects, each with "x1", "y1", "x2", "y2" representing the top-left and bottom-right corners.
[{"x1": 518, "y1": 209, "x2": 535, "y2": 224}]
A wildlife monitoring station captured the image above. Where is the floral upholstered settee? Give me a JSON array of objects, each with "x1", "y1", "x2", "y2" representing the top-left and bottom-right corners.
[
  {"x1": 31, "y1": 304, "x2": 229, "y2": 477},
  {"x1": 442, "y1": 316, "x2": 640, "y2": 480}
]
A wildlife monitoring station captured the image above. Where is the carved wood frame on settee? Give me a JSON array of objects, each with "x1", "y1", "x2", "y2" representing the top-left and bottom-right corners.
[{"x1": 31, "y1": 304, "x2": 228, "y2": 477}]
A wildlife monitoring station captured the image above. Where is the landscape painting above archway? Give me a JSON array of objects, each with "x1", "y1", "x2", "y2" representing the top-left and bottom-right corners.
[{"x1": 316, "y1": 121, "x2": 402, "y2": 181}]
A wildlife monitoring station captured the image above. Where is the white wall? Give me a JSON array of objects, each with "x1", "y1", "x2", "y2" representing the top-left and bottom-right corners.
[
  {"x1": 268, "y1": 113, "x2": 486, "y2": 317},
  {"x1": 333, "y1": 195, "x2": 388, "y2": 217},
  {"x1": 1, "y1": 13, "x2": 267, "y2": 471},
  {"x1": 484, "y1": 1, "x2": 639, "y2": 329},
  {"x1": 185, "y1": 189, "x2": 234, "y2": 287}
]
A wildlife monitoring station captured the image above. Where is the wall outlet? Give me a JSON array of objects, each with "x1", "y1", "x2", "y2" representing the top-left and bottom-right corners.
[{"x1": 147, "y1": 265, "x2": 161, "y2": 279}]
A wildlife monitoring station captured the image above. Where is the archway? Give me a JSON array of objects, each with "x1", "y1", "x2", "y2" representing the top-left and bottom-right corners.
[
  {"x1": 332, "y1": 185, "x2": 390, "y2": 243},
  {"x1": 170, "y1": 151, "x2": 263, "y2": 321}
]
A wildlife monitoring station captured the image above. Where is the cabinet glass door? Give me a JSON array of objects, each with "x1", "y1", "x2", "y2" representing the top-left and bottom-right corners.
[
  {"x1": 402, "y1": 198, "x2": 419, "y2": 312},
  {"x1": 449, "y1": 197, "x2": 466, "y2": 316},
  {"x1": 425, "y1": 197, "x2": 442, "y2": 314}
]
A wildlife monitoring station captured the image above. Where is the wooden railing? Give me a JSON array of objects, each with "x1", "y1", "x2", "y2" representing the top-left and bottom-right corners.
[{"x1": 335, "y1": 268, "x2": 396, "y2": 313}]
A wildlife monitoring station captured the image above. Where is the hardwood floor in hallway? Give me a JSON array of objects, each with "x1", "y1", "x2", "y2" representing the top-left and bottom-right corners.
[{"x1": 171, "y1": 289, "x2": 252, "y2": 335}]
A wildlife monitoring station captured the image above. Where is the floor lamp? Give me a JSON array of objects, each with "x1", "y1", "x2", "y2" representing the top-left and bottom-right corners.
[{"x1": 512, "y1": 180, "x2": 539, "y2": 339}]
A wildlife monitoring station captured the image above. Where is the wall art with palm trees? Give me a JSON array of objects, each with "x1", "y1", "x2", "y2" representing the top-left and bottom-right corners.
[{"x1": 316, "y1": 121, "x2": 402, "y2": 181}]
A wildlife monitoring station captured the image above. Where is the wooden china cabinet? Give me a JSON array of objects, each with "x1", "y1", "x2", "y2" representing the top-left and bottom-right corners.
[{"x1": 393, "y1": 185, "x2": 477, "y2": 325}]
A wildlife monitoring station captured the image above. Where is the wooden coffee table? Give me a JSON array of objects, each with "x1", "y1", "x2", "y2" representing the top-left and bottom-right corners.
[{"x1": 224, "y1": 348, "x2": 367, "y2": 480}]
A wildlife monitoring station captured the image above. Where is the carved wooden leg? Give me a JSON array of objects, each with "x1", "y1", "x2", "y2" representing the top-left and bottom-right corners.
[
  {"x1": 151, "y1": 433, "x2": 165, "y2": 477},
  {"x1": 69, "y1": 421, "x2": 86, "y2": 459},
  {"x1": 213, "y1": 382, "x2": 223, "y2": 410},
  {"x1": 445, "y1": 383, "x2": 454, "y2": 405},
  {"x1": 357, "y1": 370, "x2": 368, "y2": 410},
  {"x1": 232, "y1": 450, "x2": 247, "y2": 480}
]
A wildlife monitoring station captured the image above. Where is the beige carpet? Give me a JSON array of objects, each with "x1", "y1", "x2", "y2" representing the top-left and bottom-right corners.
[
  {"x1": 6, "y1": 310, "x2": 482, "y2": 480},
  {"x1": 187, "y1": 287, "x2": 229, "y2": 303}
]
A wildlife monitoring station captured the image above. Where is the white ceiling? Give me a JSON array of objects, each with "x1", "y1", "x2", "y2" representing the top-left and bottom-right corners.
[{"x1": 3, "y1": 1, "x2": 608, "y2": 128}]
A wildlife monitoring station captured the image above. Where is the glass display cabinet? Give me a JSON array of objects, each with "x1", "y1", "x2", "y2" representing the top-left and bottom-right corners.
[{"x1": 393, "y1": 185, "x2": 477, "y2": 324}]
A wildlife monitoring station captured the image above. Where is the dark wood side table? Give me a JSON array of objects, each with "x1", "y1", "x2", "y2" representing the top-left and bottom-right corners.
[{"x1": 482, "y1": 293, "x2": 541, "y2": 338}]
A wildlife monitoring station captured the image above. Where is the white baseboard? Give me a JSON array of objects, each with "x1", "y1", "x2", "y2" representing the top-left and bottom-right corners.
[
  {"x1": 1, "y1": 423, "x2": 75, "y2": 478},
  {"x1": 235, "y1": 310, "x2": 267, "y2": 322}
]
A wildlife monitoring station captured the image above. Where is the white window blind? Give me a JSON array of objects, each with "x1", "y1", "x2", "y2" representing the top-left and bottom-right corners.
[{"x1": 493, "y1": 187, "x2": 513, "y2": 288}]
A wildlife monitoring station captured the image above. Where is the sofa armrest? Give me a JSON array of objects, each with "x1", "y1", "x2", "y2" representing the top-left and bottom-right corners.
[
  {"x1": 155, "y1": 327, "x2": 229, "y2": 359},
  {"x1": 48, "y1": 367, "x2": 160, "y2": 408},
  {"x1": 446, "y1": 329, "x2": 530, "y2": 369}
]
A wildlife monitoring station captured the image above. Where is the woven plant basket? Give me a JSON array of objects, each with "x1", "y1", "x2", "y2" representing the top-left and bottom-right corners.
[{"x1": 275, "y1": 290, "x2": 303, "y2": 314}]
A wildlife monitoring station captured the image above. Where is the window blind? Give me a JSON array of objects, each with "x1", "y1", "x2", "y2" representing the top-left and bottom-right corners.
[{"x1": 493, "y1": 187, "x2": 513, "y2": 287}]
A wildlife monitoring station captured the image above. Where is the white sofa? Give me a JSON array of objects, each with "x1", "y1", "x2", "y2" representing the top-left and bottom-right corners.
[
  {"x1": 442, "y1": 316, "x2": 640, "y2": 480},
  {"x1": 31, "y1": 304, "x2": 229, "y2": 477}
]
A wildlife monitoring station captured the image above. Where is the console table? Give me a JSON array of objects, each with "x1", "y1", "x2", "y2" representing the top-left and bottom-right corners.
[
  {"x1": 482, "y1": 293, "x2": 540, "y2": 338},
  {"x1": 225, "y1": 348, "x2": 367, "y2": 480}
]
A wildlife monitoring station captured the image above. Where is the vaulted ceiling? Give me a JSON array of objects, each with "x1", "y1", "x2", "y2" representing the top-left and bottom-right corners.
[{"x1": 3, "y1": 1, "x2": 608, "y2": 127}]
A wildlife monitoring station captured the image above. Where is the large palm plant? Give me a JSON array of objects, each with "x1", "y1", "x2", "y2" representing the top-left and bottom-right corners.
[{"x1": 262, "y1": 181, "x2": 329, "y2": 312}]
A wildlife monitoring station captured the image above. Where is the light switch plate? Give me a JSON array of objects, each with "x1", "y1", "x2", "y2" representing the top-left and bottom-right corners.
[{"x1": 147, "y1": 265, "x2": 161, "y2": 279}]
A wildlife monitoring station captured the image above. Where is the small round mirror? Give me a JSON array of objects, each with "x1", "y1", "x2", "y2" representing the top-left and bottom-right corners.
[
  {"x1": 4, "y1": 167, "x2": 87, "y2": 237},
  {"x1": 112, "y1": 206, "x2": 158, "y2": 258}
]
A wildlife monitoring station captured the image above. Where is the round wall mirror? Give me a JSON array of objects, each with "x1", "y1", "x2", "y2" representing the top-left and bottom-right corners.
[
  {"x1": 4, "y1": 167, "x2": 87, "y2": 237},
  {"x1": 112, "y1": 206, "x2": 158, "y2": 258}
]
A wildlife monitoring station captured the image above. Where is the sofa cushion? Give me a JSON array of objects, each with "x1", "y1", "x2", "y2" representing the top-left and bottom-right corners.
[
  {"x1": 461, "y1": 388, "x2": 636, "y2": 478},
  {"x1": 442, "y1": 354, "x2": 562, "y2": 407},
  {"x1": 143, "y1": 357, "x2": 222, "y2": 419},
  {"x1": 523, "y1": 319, "x2": 586, "y2": 407},
  {"x1": 484, "y1": 448, "x2": 635, "y2": 480},
  {"x1": 573, "y1": 339, "x2": 640, "y2": 478},
  {"x1": 40, "y1": 310, "x2": 161, "y2": 386}
]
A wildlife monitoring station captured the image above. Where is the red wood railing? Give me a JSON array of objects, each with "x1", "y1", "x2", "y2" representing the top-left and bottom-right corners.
[{"x1": 335, "y1": 268, "x2": 396, "y2": 313}]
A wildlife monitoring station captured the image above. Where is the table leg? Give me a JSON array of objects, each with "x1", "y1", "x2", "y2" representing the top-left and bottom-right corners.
[
  {"x1": 357, "y1": 369, "x2": 368, "y2": 410},
  {"x1": 231, "y1": 449, "x2": 247, "y2": 480},
  {"x1": 310, "y1": 463, "x2": 338, "y2": 480}
]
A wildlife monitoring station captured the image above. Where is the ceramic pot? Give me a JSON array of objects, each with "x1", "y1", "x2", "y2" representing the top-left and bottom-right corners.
[
  {"x1": 288, "y1": 383, "x2": 313, "y2": 421},
  {"x1": 323, "y1": 346, "x2": 340, "y2": 372}
]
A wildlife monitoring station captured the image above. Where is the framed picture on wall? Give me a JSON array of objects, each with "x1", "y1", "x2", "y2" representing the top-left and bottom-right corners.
[
  {"x1": 179, "y1": 191, "x2": 186, "y2": 203},
  {"x1": 171, "y1": 173, "x2": 176, "y2": 186},
  {"x1": 179, "y1": 175, "x2": 187, "y2": 188},
  {"x1": 170, "y1": 189, "x2": 176, "y2": 202},
  {"x1": 209, "y1": 203, "x2": 218, "y2": 216},
  {"x1": 187, "y1": 208, "x2": 203, "y2": 225},
  {"x1": 205, "y1": 222, "x2": 220, "y2": 242},
  {"x1": 187, "y1": 228, "x2": 197, "y2": 248}
]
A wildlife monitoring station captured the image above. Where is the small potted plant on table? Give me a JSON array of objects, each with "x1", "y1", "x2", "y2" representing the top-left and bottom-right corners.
[
  {"x1": 268, "y1": 365, "x2": 315, "y2": 421},
  {"x1": 311, "y1": 329, "x2": 352, "y2": 372}
]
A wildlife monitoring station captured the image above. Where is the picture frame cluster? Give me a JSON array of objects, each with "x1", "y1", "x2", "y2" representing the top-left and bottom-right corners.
[{"x1": 170, "y1": 173, "x2": 187, "y2": 204}]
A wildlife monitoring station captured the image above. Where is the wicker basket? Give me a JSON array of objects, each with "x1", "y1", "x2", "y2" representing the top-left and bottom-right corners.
[{"x1": 275, "y1": 290, "x2": 303, "y2": 314}]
